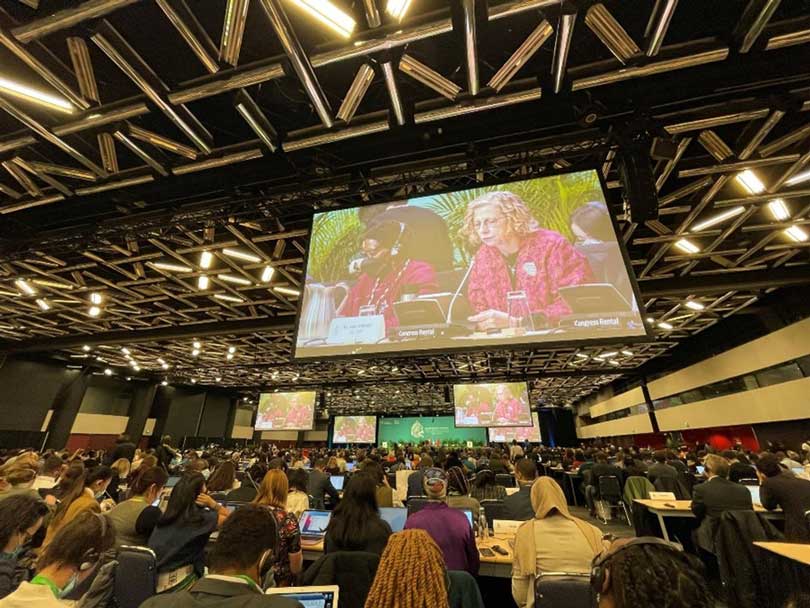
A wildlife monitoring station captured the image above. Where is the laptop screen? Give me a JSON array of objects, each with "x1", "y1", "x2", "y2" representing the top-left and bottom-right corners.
[
  {"x1": 793, "y1": 467, "x2": 805, "y2": 476},
  {"x1": 461, "y1": 509, "x2": 473, "y2": 528},
  {"x1": 330, "y1": 475, "x2": 344, "y2": 491},
  {"x1": 299, "y1": 510, "x2": 331, "y2": 536},
  {"x1": 695, "y1": 465, "x2": 705, "y2": 475},
  {"x1": 165, "y1": 476, "x2": 181, "y2": 488},
  {"x1": 266, "y1": 586, "x2": 337, "y2": 608},
  {"x1": 380, "y1": 507, "x2": 408, "y2": 532},
  {"x1": 345, "y1": 462, "x2": 356, "y2": 472},
  {"x1": 747, "y1": 485, "x2": 761, "y2": 505}
]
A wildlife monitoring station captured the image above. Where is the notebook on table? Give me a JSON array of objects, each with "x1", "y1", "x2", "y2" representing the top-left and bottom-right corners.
[
  {"x1": 298, "y1": 510, "x2": 331, "y2": 546},
  {"x1": 266, "y1": 585, "x2": 338, "y2": 608}
]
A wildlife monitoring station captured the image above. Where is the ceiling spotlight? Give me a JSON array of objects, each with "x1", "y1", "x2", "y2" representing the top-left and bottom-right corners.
[
  {"x1": 217, "y1": 274, "x2": 252, "y2": 286},
  {"x1": 228, "y1": 346, "x2": 236, "y2": 354},
  {"x1": 674, "y1": 238, "x2": 700, "y2": 254},
  {"x1": 199, "y1": 250, "x2": 214, "y2": 269},
  {"x1": 126, "y1": 377, "x2": 132, "y2": 381},
  {"x1": 122, "y1": 347, "x2": 131, "y2": 355},
  {"x1": 386, "y1": 0, "x2": 412, "y2": 21},
  {"x1": 82, "y1": 345, "x2": 91, "y2": 352},
  {"x1": 157, "y1": 357, "x2": 165, "y2": 364},
  {"x1": 684, "y1": 300, "x2": 705, "y2": 311},
  {"x1": 192, "y1": 349, "x2": 200, "y2": 356},
  {"x1": 767, "y1": 198, "x2": 790, "y2": 221},
  {"x1": 621, "y1": 350, "x2": 634, "y2": 356},
  {"x1": 785, "y1": 169, "x2": 810, "y2": 187},
  {"x1": 690, "y1": 206, "x2": 746, "y2": 232},
  {"x1": 221, "y1": 248, "x2": 262, "y2": 263},
  {"x1": 191, "y1": 378, "x2": 197, "y2": 384},
  {"x1": 35, "y1": 298, "x2": 50, "y2": 311},
  {"x1": 161, "y1": 380, "x2": 168, "y2": 386},
  {"x1": 88, "y1": 305, "x2": 102, "y2": 317},
  {"x1": 214, "y1": 293, "x2": 244, "y2": 303},
  {"x1": 133, "y1": 365, "x2": 140, "y2": 372},
  {"x1": 288, "y1": 0, "x2": 356, "y2": 38},
  {"x1": 197, "y1": 276, "x2": 210, "y2": 290},
  {"x1": 658, "y1": 321, "x2": 674, "y2": 330},
  {"x1": 89, "y1": 292, "x2": 103, "y2": 305},
  {"x1": 261, "y1": 265, "x2": 275, "y2": 283},
  {"x1": 161, "y1": 363, "x2": 170, "y2": 370},
  {"x1": 608, "y1": 359, "x2": 620, "y2": 366},
  {"x1": 215, "y1": 376, "x2": 222, "y2": 382},
  {"x1": 601, "y1": 351, "x2": 618, "y2": 357},
  {"x1": 273, "y1": 286, "x2": 300, "y2": 297},
  {"x1": 784, "y1": 225, "x2": 809, "y2": 242},
  {"x1": 0, "y1": 76, "x2": 75, "y2": 113},
  {"x1": 149, "y1": 261, "x2": 193, "y2": 273},
  {"x1": 575, "y1": 353, "x2": 589, "y2": 359},
  {"x1": 14, "y1": 279, "x2": 36, "y2": 295},
  {"x1": 736, "y1": 170, "x2": 765, "y2": 194},
  {"x1": 226, "y1": 353, "x2": 234, "y2": 361},
  {"x1": 193, "y1": 341, "x2": 201, "y2": 349},
  {"x1": 104, "y1": 368, "x2": 113, "y2": 376}
]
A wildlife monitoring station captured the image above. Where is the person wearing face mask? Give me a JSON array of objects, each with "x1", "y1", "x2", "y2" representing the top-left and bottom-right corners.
[
  {"x1": 0, "y1": 511, "x2": 115, "y2": 608},
  {"x1": 462, "y1": 191, "x2": 592, "y2": 332},
  {"x1": 41, "y1": 467, "x2": 113, "y2": 552},
  {"x1": 0, "y1": 496, "x2": 49, "y2": 598},
  {"x1": 141, "y1": 506, "x2": 301, "y2": 608},
  {"x1": 569, "y1": 201, "x2": 634, "y2": 307},
  {"x1": 105, "y1": 466, "x2": 168, "y2": 548},
  {"x1": 338, "y1": 221, "x2": 439, "y2": 329}
]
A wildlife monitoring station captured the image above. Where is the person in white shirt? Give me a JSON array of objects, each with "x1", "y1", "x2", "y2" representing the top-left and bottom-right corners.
[{"x1": 510, "y1": 441, "x2": 525, "y2": 461}]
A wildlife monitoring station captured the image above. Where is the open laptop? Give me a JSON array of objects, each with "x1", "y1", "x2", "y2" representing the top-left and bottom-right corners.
[
  {"x1": 330, "y1": 475, "x2": 345, "y2": 491},
  {"x1": 747, "y1": 485, "x2": 762, "y2": 505},
  {"x1": 266, "y1": 585, "x2": 338, "y2": 608},
  {"x1": 345, "y1": 462, "x2": 356, "y2": 472},
  {"x1": 380, "y1": 507, "x2": 408, "y2": 532},
  {"x1": 298, "y1": 510, "x2": 331, "y2": 546},
  {"x1": 165, "y1": 476, "x2": 181, "y2": 488},
  {"x1": 460, "y1": 508, "x2": 473, "y2": 528}
]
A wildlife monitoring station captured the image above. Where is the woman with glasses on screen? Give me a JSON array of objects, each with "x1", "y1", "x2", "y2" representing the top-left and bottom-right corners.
[{"x1": 462, "y1": 191, "x2": 592, "y2": 331}]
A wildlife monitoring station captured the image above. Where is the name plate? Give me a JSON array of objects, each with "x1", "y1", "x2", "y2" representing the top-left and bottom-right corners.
[
  {"x1": 327, "y1": 315, "x2": 385, "y2": 345},
  {"x1": 493, "y1": 519, "x2": 523, "y2": 536},
  {"x1": 649, "y1": 492, "x2": 676, "y2": 501}
]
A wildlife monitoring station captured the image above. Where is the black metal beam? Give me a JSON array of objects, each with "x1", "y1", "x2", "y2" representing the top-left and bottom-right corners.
[{"x1": 636, "y1": 266, "x2": 810, "y2": 298}]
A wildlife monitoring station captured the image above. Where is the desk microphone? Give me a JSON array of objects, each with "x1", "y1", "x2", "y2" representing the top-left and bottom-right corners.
[{"x1": 446, "y1": 259, "x2": 475, "y2": 324}]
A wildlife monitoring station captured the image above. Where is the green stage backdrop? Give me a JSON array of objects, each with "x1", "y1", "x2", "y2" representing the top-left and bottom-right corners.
[{"x1": 378, "y1": 416, "x2": 487, "y2": 446}]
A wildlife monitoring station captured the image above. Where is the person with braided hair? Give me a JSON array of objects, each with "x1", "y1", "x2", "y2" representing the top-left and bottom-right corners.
[
  {"x1": 364, "y1": 530, "x2": 484, "y2": 608},
  {"x1": 594, "y1": 538, "x2": 714, "y2": 608}
]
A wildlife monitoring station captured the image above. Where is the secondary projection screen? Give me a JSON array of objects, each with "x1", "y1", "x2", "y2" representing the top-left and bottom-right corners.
[
  {"x1": 454, "y1": 381, "x2": 532, "y2": 428},
  {"x1": 488, "y1": 412, "x2": 542, "y2": 443},
  {"x1": 255, "y1": 391, "x2": 316, "y2": 431},
  {"x1": 294, "y1": 169, "x2": 646, "y2": 359},
  {"x1": 332, "y1": 416, "x2": 377, "y2": 444}
]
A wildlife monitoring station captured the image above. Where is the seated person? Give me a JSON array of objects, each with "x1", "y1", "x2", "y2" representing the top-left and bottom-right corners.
[
  {"x1": 338, "y1": 221, "x2": 439, "y2": 329},
  {"x1": 646, "y1": 450, "x2": 679, "y2": 485},
  {"x1": 148, "y1": 472, "x2": 228, "y2": 593},
  {"x1": 141, "y1": 506, "x2": 302, "y2": 608},
  {"x1": 470, "y1": 470, "x2": 506, "y2": 502},
  {"x1": 42, "y1": 466, "x2": 113, "y2": 550},
  {"x1": 503, "y1": 458, "x2": 537, "y2": 521},
  {"x1": 406, "y1": 455, "x2": 433, "y2": 499},
  {"x1": 723, "y1": 451, "x2": 757, "y2": 483},
  {"x1": 0, "y1": 496, "x2": 49, "y2": 598},
  {"x1": 252, "y1": 470, "x2": 302, "y2": 587},
  {"x1": 285, "y1": 469, "x2": 310, "y2": 520},
  {"x1": 404, "y1": 468, "x2": 479, "y2": 575},
  {"x1": 512, "y1": 478, "x2": 605, "y2": 608},
  {"x1": 365, "y1": 529, "x2": 484, "y2": 608},
  {"x1": 0, "y1": 511, "x2": 114, "y2": 608},
  {"x1": 445, "y1": 467, "x2": 480, "y2": 515},
  {"x1": 324, "y1": 473, "x2": 391, "y2": 555},
  {"x1": 359, "y1": 461, "x2": 393, "y2": 508},
  {"x1": 105, "y1": 466, "x2": 167, "y2": 548},
  {"x1": 462, "y1": 191, "x2": 592, "y2": 331},
  {"x1": 586, "y1": 452, "x2": 624, "y2": 515},
  {"x1": 593, "y1": 538, "x2": 714, "y2": 608},
  {"x1": 205, "y1": 462, "x2": 239, "y2": 494},
  {"x1": 757, "y1": 453, "x2": 810, "y2": 542},
  {"x1": 691, "y1": 454, "x2": 752, "y2": 553}
]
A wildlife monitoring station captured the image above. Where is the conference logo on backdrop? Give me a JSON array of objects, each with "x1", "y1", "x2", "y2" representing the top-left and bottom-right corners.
[{"x1": 410, "y1": 420, "x2": 424, "y2": 439}]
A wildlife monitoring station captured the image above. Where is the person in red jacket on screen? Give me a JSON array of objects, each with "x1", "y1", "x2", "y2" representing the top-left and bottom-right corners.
[
  {"x1": 493, "y1": 384, "x2": 527, "y2": 424},
  {"x1": 462, "y1": 191, "x2": 592, "y2": 330}
]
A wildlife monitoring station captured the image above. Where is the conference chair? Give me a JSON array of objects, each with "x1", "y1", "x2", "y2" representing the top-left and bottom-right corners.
[
  {"x1": 480, "y1": 500, "x2": 508, "y2": 527},
  {"x1": 113, "y1": 546, "x2": 157, "y2": 608},
  {"x1": 495, "y1": 473, "x2": 516, "y2": 488},
  {"x1": 534, "y1": 572, "x2": 591, "y2": 608},
  {"x1": 596, "y1": 476, "x2": 630, "y2": 525}
]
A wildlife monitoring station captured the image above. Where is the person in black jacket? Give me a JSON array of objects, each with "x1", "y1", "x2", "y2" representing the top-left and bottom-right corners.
[
  {"x1": 585, "y1": 452, "x2": 623, "y2": 515},
  {"x1": 691, "y1": 454, "x2": 753, "y2": 553},
  {"x1": 306, "y1": 459, "x2": 340, "y2": 509},
  {"x1": 154, "y1": 435, "x2": 178, "y2": 472},
  {"x1": 502, "y1": 458, "x2": 537, "y2": 521},
  {"x1": 324, "y1": 473, "x2": 391, "y2": 555},
  {"x1": 647, "y1": 451, "x2": 679, "y2": 485},
  {"x1": 142, "y1": 506, "x2": 301, "y2": 608},
  {"x1": 757, "y1": 453, "x2": 810, "y2": 541},
  {"x1": 406, "y1": 455, "x2": 433, "y2": 499},
  {"x1": 104, "y1": 434, "x2": 136, "y2": 465},
  {"x1": 723, "y1": 450, "x2": 758, "y2": 483}
]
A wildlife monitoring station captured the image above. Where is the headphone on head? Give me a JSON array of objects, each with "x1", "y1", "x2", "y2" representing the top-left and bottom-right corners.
[{"x1": 590, "y1": 537, "x2": 682, "y2": 602}]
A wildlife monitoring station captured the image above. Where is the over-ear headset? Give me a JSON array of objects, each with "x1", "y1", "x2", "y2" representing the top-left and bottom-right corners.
[{"x1": 590, "y1": 536, "x2": 681, "y2": 604}]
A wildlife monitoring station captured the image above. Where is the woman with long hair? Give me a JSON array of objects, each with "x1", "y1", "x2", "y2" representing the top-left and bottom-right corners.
[
  {"x1": 285, "y1": 469, "x2": 309, "y2": 520},
  {"x1": 42, "y1": 466, "x2": 113, "y2": 551},
  {"x1": 511, "y1": 477, "x2": 606, "y2": 607},
  {"x1": 359, "y1": 461, "x2": 393, "y2": 508},
  {"x1": 470, "y1": 469, "x2": 506, "y2": 502},
  {"x1": 108, "y1": 458, "x2": 130, "y2": 503},
  {"x1": 252, "y1": 470, "x2": 302, "y2": 586},
  {"x1": 0, "y1": 496, "x2": 49, "y2": 598},
  {"x1": 325, "y1": 473, "x2": 390, "y2": 555},
  {"x1": 148, "y1": 472, "x2": 227, "y2": 592},
  {"x1": 105, "y1": 466, "x2": 168, "y2": 548},
  {"x1": 204, "y1": 461, "x2": 237, "y2": 494}
]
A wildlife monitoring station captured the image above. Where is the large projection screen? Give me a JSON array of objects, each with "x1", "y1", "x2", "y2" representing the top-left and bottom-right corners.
[
  {"x1": 332, "y1": 416, "x2": 377, "y2": 444},
  {"x1": 255, "y1": 391, "x2": 316, "y2": 431},
  {"x1": 295, "y1": 169, "x2": 647, "y2": 359},
  {"x1": 454, "y1": 381, "x2": 532, "y2": 428},
  {"x1": 488, "y1": 412, "x2": 542, "y2": 443}
]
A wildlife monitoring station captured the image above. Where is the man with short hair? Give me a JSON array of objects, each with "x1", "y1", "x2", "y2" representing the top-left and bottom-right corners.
[
  {"x1": 155, "y1": 435, "x2": 178, "y2": 472},
  {"x1": 406, "y1": 454, "x2": 434, "y2": 499},
  {"x1": 404, "y1": 468, "x2": 479, "y2": 574},
  {"x1": 691, "y1": 454, "x2": 753, "y2": 552},
  {"x1": 647, "y1": 450, "x2": 679, "y2": 485},
  {"x1": 757, "y1": 453, "x2": 810, "y2": 541},
  {"x1": 509, "y1": 440, "x2": 524, "y2": 461},
  {"x1": 503, "y1": 457, "x2": 537, "y2": 520},
  {"x1": 32, "y1": 455, "x2": 64, "y2": 490},
  {"x1": 106, "y1": 434, "x2": 136, "y2": 465},
  {"x1": 307, "y1": 458, "x2": 339, "y2": 509},
  {"x1": 722, "y1": 450, "x2": 757, "y2": 483},
  {"x1": 584, "y1": 452, "x2": 623, "y2": 515},
  {"x1": 141, "y1": 506, "x2": 302, "y2": 608}
]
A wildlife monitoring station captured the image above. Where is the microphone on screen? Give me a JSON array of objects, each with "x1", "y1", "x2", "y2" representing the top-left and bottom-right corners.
[{"x1": 445, "y1": 259, "x2": 475, "y2": 324}]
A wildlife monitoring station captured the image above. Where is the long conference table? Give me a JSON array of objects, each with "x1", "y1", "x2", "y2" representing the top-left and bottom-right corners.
[{"x1": 302, "y1": 535, "x2": 515, "y2": 578}]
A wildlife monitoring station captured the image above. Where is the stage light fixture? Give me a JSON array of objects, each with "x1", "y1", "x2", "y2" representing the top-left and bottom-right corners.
[
  {"x1": 260, "y1": 266, "x2": 275, "y2": 283},
  {"x1": 193, "y1": 341, "x2": 201, "y2": 349},
  {"x1": 88, "y1": 306, "x2": 101, "y2": 317},
  {"x1": 684, "y1": 300, "x2": 705, "y2": 311},
  {"x1": 674, "y1": 238, "x2": 700, "y2": 254},
  {"x1": 104, "y1": 368, "x2": 113, "y2": 376},
  {"x1": 192, "y1": 349, "x2": 200, "y2": 356},
  {"x1": 226, "y1": 353, "x2": 234, "y2": 361},
  {"x1": 690, "y1": 206, "x2": 745, "y2": 232},
  {"x1": 90, "y1": 292, "x2": 103, "y2": 305},
  {"x1": 221, "y1": 248, "x2": 262, "y2": 263},
  {"x1": 198, "y1": 276, "x2": 210, "y2": 290},
  {"x1": 35, "y1": 298, "x2": 50, "y2": 311},
  {"x1": 228, "y1": 346, "x2": 236, "y2": 354},
  {"x1": 767, "y1": 198, "x2": 790, "y2": 221},
  {"x1": 273, "y1": 286, "x2": 300, "y2": 297},
  {"x1": 15, "y1": 279, "x2": 36, "y2": 295},
  {"x1": 215, "y1": 376, "x2": 223, "y2": 382},
  {"x1": 0, "y1": 76, "x2": 75, "y2": 113},
  {"x1": 161, "y1": 380, "x2": 169, "y2": 386},
  {"x1": 657, "y1": 321, "x2": 674, "y2": 330},
  {"x1": 83, "y1": 345, "x2": 91, "y2": 352},
  {"x1": 149, "y1": 261, "x2": 193, "y2": 273},
  {"x1": 386, "y1": 0, "x2": 412, "y2": 21},
  {"x1": 785, "y1": 225, "x2": 808, "y2": 242},
  {"x1": 736, "y1": 170, "x2": 765, "y2": 194},
  {"x1": 288, "y1": 0, "x2": 356, "y2": 38},
  {"x1": 217, "y1": 274, "x2": 252, "y2": 286},
  {"x1": 199, "y1": 251, "x2": 213, "y2": 269},
  {"x1": 786, "y1": 169, "x2": 810, "y2": 186}
]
